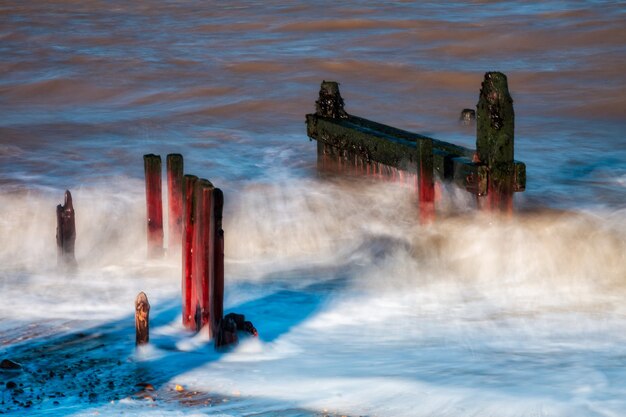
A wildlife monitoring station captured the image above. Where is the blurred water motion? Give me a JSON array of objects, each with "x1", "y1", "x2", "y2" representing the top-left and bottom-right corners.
[{"x1": 0, "y1": 1, "x2": 625, "y2": 416}]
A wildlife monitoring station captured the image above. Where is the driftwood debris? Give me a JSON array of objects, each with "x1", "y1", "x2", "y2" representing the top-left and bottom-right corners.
[
  {"x1": 476, "y1": 72, "x2": 518, "y2": 211},
  {"x1": 135, "y1": 292, "x2": 150, "y2": 346},
  {"x1": 56, "y1": 190, "x2": 76, "y2": 266}
]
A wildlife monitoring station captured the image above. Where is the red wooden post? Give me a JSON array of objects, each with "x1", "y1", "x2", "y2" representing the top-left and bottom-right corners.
[
  {"x1": 192, "y1": 179, "x2": 214, "y2": 333},
  {"x1": 418, "y1": 138, "x2": 435, "y2": 223},
  {"x1": 211, "y1": 188, "x2": 224, "y2": 337},
  {"x1": 166, "y1": 154, "x2": 184, "y2": 253},
  {"x1": 143, "y1": 154, "x2": 163, "y2": 257},
  {"x1": 56, "y1": 190, "x2": 76, "y2": 266},
  {"x1": 181, "y1": 174, "x2": 198, "y2": 329}
]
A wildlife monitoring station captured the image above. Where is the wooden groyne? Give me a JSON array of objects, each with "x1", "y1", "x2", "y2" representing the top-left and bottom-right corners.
[
  {"x1": 143, "y1": 154, "x2": 231, "y2": 343},
  {"x1": 306, "y1": 73, "x2": 526, "y2": 216}
]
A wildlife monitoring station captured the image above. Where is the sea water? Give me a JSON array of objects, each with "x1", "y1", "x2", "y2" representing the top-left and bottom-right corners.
[{"x1": 0, "y1": 1, "x2": 625, "y2": 416}]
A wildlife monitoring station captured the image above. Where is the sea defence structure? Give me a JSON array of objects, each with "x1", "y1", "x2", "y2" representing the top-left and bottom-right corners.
[
  {"x1": 305, "y1": 73, "x2": 526, "y2": 216},
  {"x1": 140, "y1": 153, "x2": 256, "y2": 349},
  {"x1": 143, "y1": 154, "x2": 226, "y2": 340}
]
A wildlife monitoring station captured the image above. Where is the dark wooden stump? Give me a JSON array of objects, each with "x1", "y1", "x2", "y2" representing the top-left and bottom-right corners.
[
  {"x1": 135, "y1": 292, "x2": 150, "y2": 346},
  {"x1": 192, "y1": 179, "x2": 214, "y2": 334},
  {"x1": 215, "y1": 315, "x2": 238, "y2": 349},
  {"x1": 211, "y1": 188, "x2": 224, "y2": 336},
  {"x1": 143, "y1": 154, "x2": 164, "y2": 257},
  {"x1": 315, "y1": 81, "x2": 348, "y2": 119},
  {"x1": 181, "y1": 175, "x2": 198, "y2": 329},
  {"x1": 476, "y1": 72, "x2": 515, "y2": 212},
  {"x1": 56, "y1": 190, "x2": 76, "y2": 266},
  {"x1": 215, "y1": 313, "x2": 258, "y2": 350},
  {"x1": 166, "y1": 154, "x2": 184, "y2": 253}
]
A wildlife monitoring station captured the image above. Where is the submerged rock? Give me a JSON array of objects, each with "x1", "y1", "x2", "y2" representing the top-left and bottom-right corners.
[
  {"x1": 0, "y1": 359, "x2": 22, "y2": 371},
  {"x1": 136, "y1": 382, "x2": 155, "y2": 391}
]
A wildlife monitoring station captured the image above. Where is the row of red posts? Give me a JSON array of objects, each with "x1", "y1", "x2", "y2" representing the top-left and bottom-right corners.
[
  {"x1": 55, "y1": 157, "x2": 246, "y2": 347},
  {"x1": 143, "y1": 154, "x2": 224, "y2": 339}
]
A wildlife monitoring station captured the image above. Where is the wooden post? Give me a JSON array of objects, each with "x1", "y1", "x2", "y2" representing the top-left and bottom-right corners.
[
  {"x1": 476, "y1": 72, "x2": 515, "y2": 212},
  {"x1": 181, "y1": 174, "x2": 198, "y2": 329},
  {"x1": 418, "y1": 138, "x2": 435, "y2": 223},
  {"x1": 215, "y1": 315, "x2": 238, "y2": 349},
  {"x1": 192, "y1": 179, "x2": 214, "y2": 333},
  {"x1": 315, "y1": 81, "x2": 348, "y2": 119},
  {"x1": 135, "y1": 292, "x2": 150, "y2": 346},
  {"x1": 143, "y1": 154, "x2": 163, "y2": 257},
  {"x1": 211, "y1": 188, "x2": 224, "y2": 337},
  {"x1": 166, "y1": 154, "x2": 184, "y2": 253},
  {"x1": 56, "y1": 190, "x2": 77, "y2": 266}
]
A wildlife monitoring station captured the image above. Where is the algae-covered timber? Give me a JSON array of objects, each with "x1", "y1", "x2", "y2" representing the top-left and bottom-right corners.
[
  {"x1": 476, "y1": 72, "x2": 517, "y2": 209},
  {"x1": 306, "y1": 79, "x2": 526, "y2": 198}
]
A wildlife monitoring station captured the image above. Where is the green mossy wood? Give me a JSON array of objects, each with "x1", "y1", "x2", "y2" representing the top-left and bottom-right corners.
[
  {"x1": 476, "y1": 72, "x2": 517, "y2": 205},
  {"x1": 316, "y1": 81, "x2": 348, "y2": 119},
  {"x1": 306, "y1": 79, "x2": 525, "y2": 199}
]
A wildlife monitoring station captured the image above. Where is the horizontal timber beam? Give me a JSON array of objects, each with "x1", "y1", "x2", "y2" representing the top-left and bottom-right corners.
[{"x1": 306, "y1": 79, "x2": 526, "y2": 198}]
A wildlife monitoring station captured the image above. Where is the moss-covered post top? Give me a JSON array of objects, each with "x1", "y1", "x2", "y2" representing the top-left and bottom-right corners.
[
  {"x1": 315, "y1": 81, "x2": 348, "y2": 119},
  {"x1": 476, "y1": 71, "x2": 514, "y2": 166},
  {"x1": 476, "y1": 72, "x2": 516, "y2": 211}
]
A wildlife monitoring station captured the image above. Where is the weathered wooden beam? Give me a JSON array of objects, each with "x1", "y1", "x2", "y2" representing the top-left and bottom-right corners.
[
  {"x1": 181, "y1": 174, "x2": 198, "y2": 329},
  {"x1": 166, "y1": 153, "x2": 184, "y2": 252},
  {"x1": 135, "y1": 292, "x2": 150, "y2": 346},
  {"x1": 143, "y1": 154, "x2": 163, "y2": 257},
  {"x1": 56, "y1": 190, "x2": 76, "y2": 267},
  {"x1": 307, "y1": 115, "x2": 419, "y2": 172}
]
